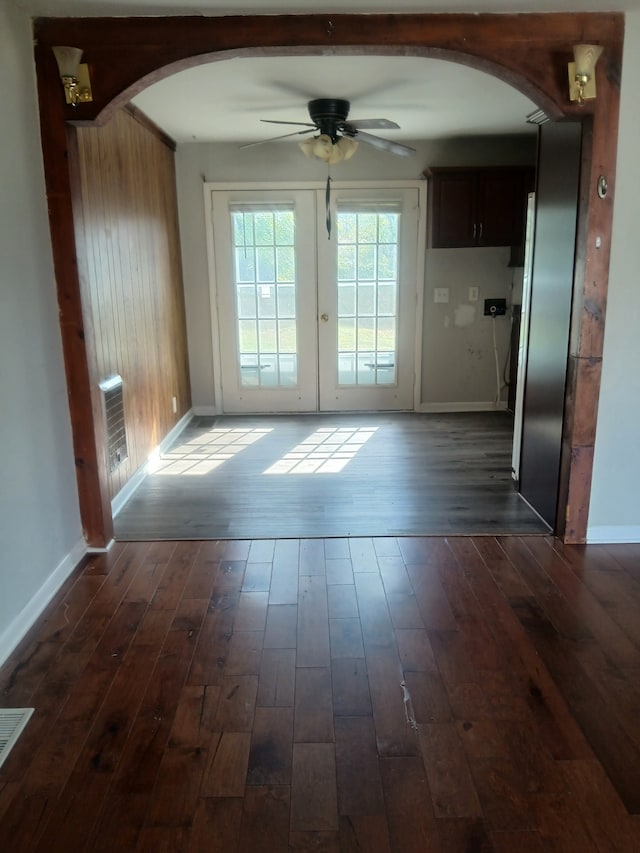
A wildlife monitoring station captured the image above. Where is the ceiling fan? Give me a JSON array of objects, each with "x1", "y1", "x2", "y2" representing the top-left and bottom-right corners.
[{"x1": 241, "y1": 97, "x2": 416, "y2": 162}]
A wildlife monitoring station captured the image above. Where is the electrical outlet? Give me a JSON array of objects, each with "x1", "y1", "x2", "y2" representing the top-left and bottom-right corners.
[
  {"x1": 434, "y1": 287, "x2": 449, "y2": 304},
  {"x1": 484, "y1": 298, "x2": 507, "y2": 317},
  {"x1": 469, "y1": 286, "x2": 479, "y2": 302}
]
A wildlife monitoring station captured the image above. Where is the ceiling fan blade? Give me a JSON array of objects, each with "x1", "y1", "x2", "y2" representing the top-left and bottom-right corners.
[
  {"x1": 347, "y1": 119, "x2": 400, "y2": 130},
  {"x1": 239, "y1": 128, "x2": 316, "y2": 149},
  {"x1": 260, "y1": 119, "x2": 316, "y2": 127},
  {"x1": 353, "y1": 130, "x2": 416, "y2": 157}
]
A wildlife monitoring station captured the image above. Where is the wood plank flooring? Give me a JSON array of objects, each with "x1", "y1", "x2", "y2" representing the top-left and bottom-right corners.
[
  {"x1": 1, "y1": 536, "x2": 640, "y2": 851},
  {"x1": 114, "y1": 413, "x2": 549, "y2": 540}
]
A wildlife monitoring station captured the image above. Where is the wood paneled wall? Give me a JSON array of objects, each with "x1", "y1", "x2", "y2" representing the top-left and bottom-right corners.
[{"x1": 72, "y1": 108, "x2": 191, "y2": 500}]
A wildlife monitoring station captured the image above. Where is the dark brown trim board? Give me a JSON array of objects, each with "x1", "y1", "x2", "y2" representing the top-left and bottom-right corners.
[
  {"x1": 32, "y1": 13, "x2": 624, "y2": 545},
  {"x1": 124, "y1": 103, "x2": 177, "y2": 152}
]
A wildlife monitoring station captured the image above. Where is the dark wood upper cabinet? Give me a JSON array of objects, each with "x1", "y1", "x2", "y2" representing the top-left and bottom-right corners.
[{"x1": 426, "y1": 166, "x2": 535, "y2": 249}]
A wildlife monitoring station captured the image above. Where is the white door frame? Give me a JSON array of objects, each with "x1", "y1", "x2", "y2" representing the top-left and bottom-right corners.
[{"x1": 203, "y1": 180, "x2": 426, "y2": 414}]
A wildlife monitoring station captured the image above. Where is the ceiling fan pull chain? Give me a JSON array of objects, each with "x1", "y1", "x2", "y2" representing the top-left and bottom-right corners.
[{"x1": 325, "y1": 173, "x2": 332, "y2": 240}]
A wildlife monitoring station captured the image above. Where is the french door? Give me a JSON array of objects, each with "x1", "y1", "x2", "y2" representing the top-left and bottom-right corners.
[{"x1": 209, "y1": 183, "x2": 423, "y2": 413}]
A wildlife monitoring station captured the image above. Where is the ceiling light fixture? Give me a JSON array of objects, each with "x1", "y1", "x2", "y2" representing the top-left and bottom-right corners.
[
  {"x1": 568, "y1": 44, "x2": 603, "y2": 105},
  {"x1": 298, "y1": 134, "x2": 359, "y2": 164},
  {"x1": 297, "y1": 134, "x2": 359, "y2": 238},
  {"x1": 52, "y1": 46, "x2": 93, "y2": 106}
]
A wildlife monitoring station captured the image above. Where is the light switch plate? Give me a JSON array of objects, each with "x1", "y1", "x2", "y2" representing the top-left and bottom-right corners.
[
  {"x1": 434, "y1": 287, "x2": 449, "y2": 304},
  {"x1": 469, "y1": 286, "x2": 479, "y2": 302}
]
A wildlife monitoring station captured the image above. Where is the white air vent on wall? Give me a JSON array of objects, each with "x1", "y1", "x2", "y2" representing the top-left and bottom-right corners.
[
  {"x1": 99, "y1": 375, "x2": 128, "y2": 473},
  {"x1": 0, "y1": 708, "x2": 34, "y2": 769}
]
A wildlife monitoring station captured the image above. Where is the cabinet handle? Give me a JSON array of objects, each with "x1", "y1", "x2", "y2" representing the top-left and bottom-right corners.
[
  {"x1": 479, "y1": 222, "x2": 483, "y2": 241},
  {"x1": 473, "y1": 223, "x2": 477, "y2": 240}
]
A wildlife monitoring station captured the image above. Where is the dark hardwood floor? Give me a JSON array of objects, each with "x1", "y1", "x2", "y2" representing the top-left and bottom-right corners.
[
  {"x1": 114, "y1": 413, "x2": 549, "y2": 540},
  {"x1": 1, "y1": 536, "x2": 640, "y2": 851}
]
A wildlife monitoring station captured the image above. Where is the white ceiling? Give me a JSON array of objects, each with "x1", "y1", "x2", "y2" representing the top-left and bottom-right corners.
[
  {"x1": 131, "y1": 56, "x2": 538, "y2": 145},
  {"x1": 26, "y1": 0, "x2": 631, "y2": 146}
]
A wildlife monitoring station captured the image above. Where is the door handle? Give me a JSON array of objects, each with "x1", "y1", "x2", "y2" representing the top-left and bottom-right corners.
[{"x1": 320, "y1": 313, "x2": 329, "y2": 322}]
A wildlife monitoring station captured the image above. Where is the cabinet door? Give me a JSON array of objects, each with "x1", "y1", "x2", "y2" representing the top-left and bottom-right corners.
[
  {"x1": 429, "y1": 172, "x2": 476, "y2": 248},
  {"x1": 477, "y1": 169, "x2": 522, "y2": 247},
  {"x1": 428, "y1": 166, "x2": 535, "y2": 249}
]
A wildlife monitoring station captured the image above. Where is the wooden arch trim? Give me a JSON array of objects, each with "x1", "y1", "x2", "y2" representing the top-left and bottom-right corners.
[
  {"x1": 32, "y1": 13, "x2": 624, "y2": 545},
  {"x1": 35, "y1": 14, "x2": 622, "y2": 124}
]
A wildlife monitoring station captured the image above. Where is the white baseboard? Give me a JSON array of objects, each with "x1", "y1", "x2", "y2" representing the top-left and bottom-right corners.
[
  {"x1": 86, "y1": 539, "x2": 116, "y2": 554},
  {"x1": 111, "y1": 465, "x2": 147, "y2": 518},
  {"x1": 586, "y1": 525, "x2": 640, "y2": 544},
  {"x1": 0, "y1": 538, "x2": 87, "y2": 667},
  {"x1": 192, "y1": 406, "x2": 218, "y2": 416},
  {"x1": 416, "y1": 401, "x2": 509, "y2": 413},
  {"x1": 112, "y1": 410, "x2": 193, "y2": 517}
]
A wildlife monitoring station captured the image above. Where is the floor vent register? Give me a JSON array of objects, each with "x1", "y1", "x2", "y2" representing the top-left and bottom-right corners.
[{"x1": 0, "y1": 708, "x2": 34, "y2": 769}]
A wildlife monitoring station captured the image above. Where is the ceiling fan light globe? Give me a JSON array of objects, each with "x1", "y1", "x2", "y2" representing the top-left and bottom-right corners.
[
  {"x1": 328, "y1": 146, "x2": 344, "y2": 165},
  {"x1": 312, "y1": 134, "x2": 334, "y2": 161},
  {"x1": 298, "y1": 137, "x2": 316, "y2": 158},
  {"x1": 337, "y1": 137, "x2": 359, "y2": 161}
]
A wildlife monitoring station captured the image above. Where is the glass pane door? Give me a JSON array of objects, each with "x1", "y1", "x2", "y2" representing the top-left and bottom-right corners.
[
  {"x1": 335, "y1": 207, "x2": 399, "y2": 387},
  {"x1": 232, "y1": 207, "x2": 298, "y2": 389},
  {"x1": 212, "y1": 190, "x2": 318, "y2": 413},
  {"x1": 210, "y1": 184, "x2": 421, "y2": 414},
  {"x1": 318, "y1": 188, "x2": 419, "y2": 411}
]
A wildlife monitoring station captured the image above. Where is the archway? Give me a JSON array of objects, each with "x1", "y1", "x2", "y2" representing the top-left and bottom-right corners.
[{"x1": 32, "y1": 13, "x2": 624, "y2": 545}]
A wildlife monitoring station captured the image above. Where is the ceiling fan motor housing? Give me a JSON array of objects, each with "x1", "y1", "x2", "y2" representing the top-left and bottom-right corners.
[{"x1": 308, "y1": 98, "x2": 351, "y2": 141}]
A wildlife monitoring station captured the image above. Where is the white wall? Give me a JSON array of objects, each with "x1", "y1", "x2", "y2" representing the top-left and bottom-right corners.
[
  {"x1": 422, "y1": 247, "x2": 516, "y2": 407},
  {"x1": 588, "y1": 9, "x2": 640, "y2": 543},
  {"x1": 175, "y1": 134, "x2": 535, "y2": 412},
  {"x1": 0, "y1": 2, "x2": 85, "y2": 663}
]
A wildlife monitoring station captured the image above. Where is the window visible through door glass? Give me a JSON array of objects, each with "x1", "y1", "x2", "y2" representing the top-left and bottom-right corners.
[
  {"x1": 231, "y1": 207, "x2": 297, "y2": 388},
  {"x1": 336, "y1": 208, "x2": 399, "y2": 386}
]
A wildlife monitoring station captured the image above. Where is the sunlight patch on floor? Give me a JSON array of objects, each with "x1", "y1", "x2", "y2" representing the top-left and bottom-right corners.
[
  {"x1": 149, "y1": 427, "x2": 273, "y2": 476},
  {"x1": 263, "y1": 426, "x2": 378, "y2": 474}
]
